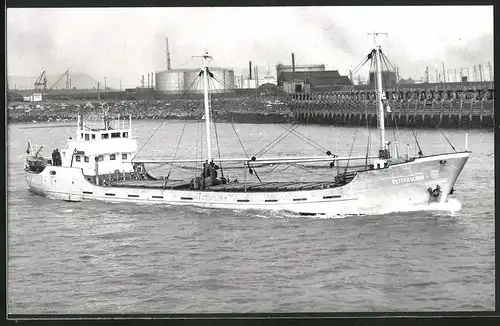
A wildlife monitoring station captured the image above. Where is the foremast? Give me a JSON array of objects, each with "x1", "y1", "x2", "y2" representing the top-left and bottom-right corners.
[
  {"x1": 369, "y1": 32, "x2": 390, "y2": 159},
  {"x1": 201, "y1": 51, "x2": 213, "y2": 162}
]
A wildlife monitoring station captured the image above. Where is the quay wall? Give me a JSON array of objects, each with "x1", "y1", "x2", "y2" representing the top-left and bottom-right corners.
[
  {"x1": 289, "y1": 88, "x2": 495, "y2": 129},
  {"x1": 7, "y1": 87, "x2": 496, "y2": 129}
]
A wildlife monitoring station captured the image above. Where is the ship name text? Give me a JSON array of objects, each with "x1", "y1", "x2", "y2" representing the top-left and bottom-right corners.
[{"x1": 392, "y1": 174, "x2": 425, "y2": 185}]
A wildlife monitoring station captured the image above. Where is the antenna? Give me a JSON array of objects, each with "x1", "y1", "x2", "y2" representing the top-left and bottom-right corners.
[{"x1": 367, "y1": 31, "x2": 388, "y2": 48}]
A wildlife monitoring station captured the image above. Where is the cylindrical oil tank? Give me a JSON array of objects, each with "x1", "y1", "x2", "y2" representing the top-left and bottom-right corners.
[
  {"x1": 185, "y1": 67, "x2": 235, "y2": 93},
  {"x1": 209, "y1": 67, "x2": 235, "y2": 93},
  {"x1": 155, "y1": 70, "x2": 185, "y2": 93},
  {"x1": 183, "y1": 69, "x2": 202, "y2": 93}
]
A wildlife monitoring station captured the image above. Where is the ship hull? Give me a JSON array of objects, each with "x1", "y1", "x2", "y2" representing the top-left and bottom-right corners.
[{"x1": 25, "y1": 152, "x2": 469, "y2": 215}]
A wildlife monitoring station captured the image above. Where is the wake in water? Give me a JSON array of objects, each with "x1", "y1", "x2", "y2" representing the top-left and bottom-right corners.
[{"x1": 236, "y1": 198, "x2": 463, "y2": 220}]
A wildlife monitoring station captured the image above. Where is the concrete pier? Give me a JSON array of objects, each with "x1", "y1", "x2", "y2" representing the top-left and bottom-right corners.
[{"x1": 290, "y1": 88, "x2": 494, "y2": 129}]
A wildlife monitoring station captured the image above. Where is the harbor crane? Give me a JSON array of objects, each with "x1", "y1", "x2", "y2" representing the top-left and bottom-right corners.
[
  {"x1": 48, "y1": 69, "x2": 70, "y2": 90},
  {"x1": 34, "y1": 71, "x2": 47, "y2": 91}
]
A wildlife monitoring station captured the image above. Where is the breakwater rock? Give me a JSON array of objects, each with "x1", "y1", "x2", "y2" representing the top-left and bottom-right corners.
[{"x1": 7, "y1": 97, "x2": 295, "y2": 124}]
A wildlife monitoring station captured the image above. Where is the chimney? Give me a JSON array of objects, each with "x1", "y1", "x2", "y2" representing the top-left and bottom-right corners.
[
  {"x1": 292, "y1": 53, "x2": 295, "y2": 72},
  {"x1": 166, "y1": 37, "x2": 171, "y2": 71},
  {"x1": 249, "y1": 61, "x2": 252, "y2": 79}
]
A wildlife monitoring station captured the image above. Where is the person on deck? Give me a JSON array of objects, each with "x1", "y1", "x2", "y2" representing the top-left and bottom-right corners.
[
  {"x1": 51, "y1": 150, "x2": 57, "y2": 165},
  {"x1": 54, "y1": 149, "x2": 61, "y2": 166}
]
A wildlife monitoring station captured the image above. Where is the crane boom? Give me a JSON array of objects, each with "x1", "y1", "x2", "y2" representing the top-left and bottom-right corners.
[
  {"x1": 48, "y1": 69, "x2": 70, "y2": 90},
  {"x1": 34, "y1": 70, "x2": 47, "y2": 91}
]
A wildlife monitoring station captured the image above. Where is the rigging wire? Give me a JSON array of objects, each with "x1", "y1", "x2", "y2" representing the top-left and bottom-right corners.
[
  {"x1": 163, "y1": 78, "x2": 202, "y2": 187},
  {"x1": 364, "y1": 100, "x2": 371, "y2": 170},
  {"x1": 411, "y1": 128, "x2": 423, "y2": 156},
  {"x1": 344, "y1": 130, "x2": 358, "y2": 174},
  {"x1": 231, "y1": 121, "x2": 250, "y2": 158},
  {"x1": 210, "y1": 74, "x2": 334, "y2": 157},
  {"x1": 253, "y1": 123, "x2": 301, "y2": 157},
  {"x1": 278, "y1": 124, "x2": 330, "y2": 153},
  {"x1": 208, "y1": 76, "x2": 224, "y2": 178},
  {"x1": 381, "y1": 49, "x2": 457, "y2": 153},
  {"x1": 131, "y1": 76, "x2": 202, "y2": 162}
]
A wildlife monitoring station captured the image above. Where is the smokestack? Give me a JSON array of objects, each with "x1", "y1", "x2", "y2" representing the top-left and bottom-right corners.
[
  {"x1": 166, "y1": 37, "x2": 172, "y2": 70},
  {"x1": 151, "y1": 72, "x2": 154, "y2": 89},
  {"x1": 292, "y1": 53, "x2": 295, "y2": 72},
  {"x1": 249, "y1": 61, "x2": 252, "y2": 79},
  {"x1": 147, "y1": 73, "x2": 150, "y2": 88}
]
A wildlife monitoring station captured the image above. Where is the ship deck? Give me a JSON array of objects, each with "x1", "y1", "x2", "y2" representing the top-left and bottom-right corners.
[{"x1": 109, "y1": 172, "x2": 358, "y2": 191}]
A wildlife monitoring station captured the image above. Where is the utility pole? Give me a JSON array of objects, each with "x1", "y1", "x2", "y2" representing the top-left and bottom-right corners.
[
  {"x1": 488, "y1": 61, "x2": 493, "y2": 82},
  {"x1": 442, "y1": 61, "x2": 446, "y2": 84}
]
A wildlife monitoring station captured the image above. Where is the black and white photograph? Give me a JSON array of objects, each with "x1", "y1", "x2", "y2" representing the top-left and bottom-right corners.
[{"x1": 6, "y1": 5, "x2": 494, "y2": 314}]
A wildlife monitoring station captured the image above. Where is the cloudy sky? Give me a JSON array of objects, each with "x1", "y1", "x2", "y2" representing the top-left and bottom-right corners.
[{"x1": 7, "y1": 6, "x2": 493, "y2": 88}]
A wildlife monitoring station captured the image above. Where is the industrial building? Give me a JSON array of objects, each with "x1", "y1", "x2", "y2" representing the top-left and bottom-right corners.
[
  {"x1": 276, "y1": 63, "x2": 325, "y2": 78},
  {"x1": 368, "y1": 71, "x2": 398, "y2": 88},
  {"x1": 278, "y1": 70, "x2": 352, "y2": 94},
  {"x1": 155, "y1": 67, "x2": 235, "y2": 93}
]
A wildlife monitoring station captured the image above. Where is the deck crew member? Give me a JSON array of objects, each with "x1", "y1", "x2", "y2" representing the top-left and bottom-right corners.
[
  {"x1": 51, "y1": 150, "x2": 57, "y2": 165},
  {"x1": 55, "y1": 149, "x2": 61, "y2": 166}
]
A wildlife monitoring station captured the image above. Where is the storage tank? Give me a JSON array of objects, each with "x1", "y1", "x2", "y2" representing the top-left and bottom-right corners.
[
  {"x1": 155, "y1": 70, "x2": 185, "y2": 93},
  {"x1": 210, "y1": 67, "x2": 235, "y2": 92},
  {"x1": 183, "y1": 69, "x2": 202, "y2": 93},
  {"x1": 187, "y1": 67, "x2": 235, "y2": 93}
]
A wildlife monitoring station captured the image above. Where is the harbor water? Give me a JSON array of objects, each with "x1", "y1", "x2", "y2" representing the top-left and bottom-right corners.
[{"x1": 7, "y1": 120, "x2": 494, "y2": 313}]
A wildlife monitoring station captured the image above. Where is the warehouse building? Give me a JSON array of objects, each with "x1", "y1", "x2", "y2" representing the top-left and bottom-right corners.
[
  {"x1": 278, "y1": 70, "x2": 352, "y2": 93},
  {"x1": 155, "y1": 67, "x2": 235, "y2": 94}
]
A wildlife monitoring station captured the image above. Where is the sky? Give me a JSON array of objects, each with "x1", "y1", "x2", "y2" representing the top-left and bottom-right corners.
[{"x1": 7, "y1": 6, "x2": 494, "y2": 89}]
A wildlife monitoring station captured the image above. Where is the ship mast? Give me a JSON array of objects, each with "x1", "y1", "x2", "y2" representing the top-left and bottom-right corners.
[
  {"x1": 368, "y1": 31, "x2": 388, "y2": 158},
  {"x1": 201, "y1": 51, "x2": 213, "y2": 162}
]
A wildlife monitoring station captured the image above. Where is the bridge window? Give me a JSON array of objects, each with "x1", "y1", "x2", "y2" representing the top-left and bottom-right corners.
[
  {"x1": 91, "y1": 134, "x2": 96, "y2": 140},
  {"x1": 122, "y1": 153, "x2": 128, "y2": 160},
  {"x1": 84, "y1": 156, "x2": 89, "y2": 162},
  {"x1": 75, "y1": 156, "x2": 81, "y2": 162},
  {"x1": 98, "y1": 155, "x2": 104, "y2": 162},
  {"x1": 101, "y1": 133, "x2": 109, "y2": 139},
  {"x1": 111, "y1": 132, "x2": 121, "y2": 138},
  {"x1": 85, "y1": 134, "x2": 89, "y2": 141},
  {"x1": 110, "y1": 154, "x2": 116, "y2": 160},
  {"x1": 123, "y1": 132, "x2": 129, "y2": 138}
]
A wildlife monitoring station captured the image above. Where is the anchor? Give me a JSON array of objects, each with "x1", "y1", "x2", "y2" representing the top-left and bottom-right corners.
[{"x1": 427, "y1": 184, "x2": 442, "y2": 203}]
